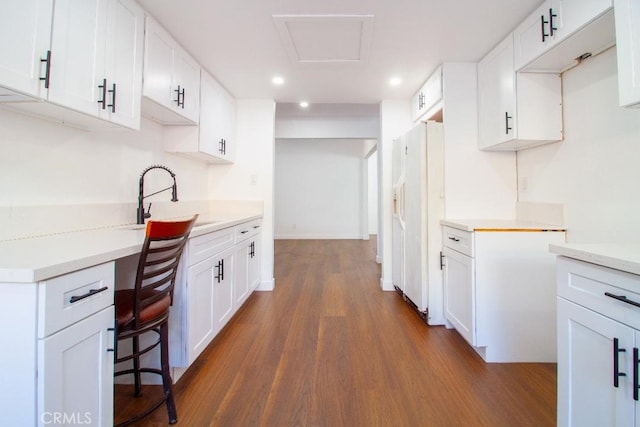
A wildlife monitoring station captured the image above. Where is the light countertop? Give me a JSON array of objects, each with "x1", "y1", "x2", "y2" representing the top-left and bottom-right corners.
[
  {"x1": 0, "y1": 213, "x2": 261, "y2": 283},
  {"x1": 550, "y1": 243, "x2": 640, "y2": 276},
  {"x1": 441, "y1": 219, "x2": 566, "y2": 232}
]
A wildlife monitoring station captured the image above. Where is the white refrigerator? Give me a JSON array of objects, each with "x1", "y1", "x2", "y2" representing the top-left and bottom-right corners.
[{"x1": 391, "y1": 121, "x2": 445, "y2": 325}]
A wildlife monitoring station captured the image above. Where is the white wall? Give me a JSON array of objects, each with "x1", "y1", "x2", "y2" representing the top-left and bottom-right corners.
[
  {"x1": 208, "y1": 99, "x2": 276, "y2": 289},
  {"x1": 0, "y1": 109, "x2": 209, "y2": 217},
  {"x1": 517, "y1": 48, "x2": 640, "y2": 243},
  {"x1": 0, "y1": 109, "x2": 209, "y2": 206},
  {"x1": 274, "y1": 139, "x2": 366, "y2": 239}
]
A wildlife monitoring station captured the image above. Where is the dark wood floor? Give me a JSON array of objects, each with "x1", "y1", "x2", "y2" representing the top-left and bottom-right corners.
[{"x1": 115, "y1": 238, "x2": 556, "y2": 426}]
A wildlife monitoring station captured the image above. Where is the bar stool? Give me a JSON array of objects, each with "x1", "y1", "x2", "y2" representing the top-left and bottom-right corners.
[{"x1": 114, "y1": 215, "x2": 198, "y2": 426}]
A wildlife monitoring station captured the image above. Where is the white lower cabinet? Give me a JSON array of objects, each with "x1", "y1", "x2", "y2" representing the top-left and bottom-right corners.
[
  {"x1": 442, "y1": 225, "x2": 564, "y2": 362},
  {"x1": 38, "y1": 306, "x2": 115, "y2": 427},
  {"x1": 442, "y1": 246, "x2": 475, "y2": 345},
  {"x1": 0, "y1": 262, "x2": 115, "y2": 426},
  {"x1": 182, "y1": 219, "x2": 261, "y2": 367},
  {"x1": 557, "y1": 256, "x2": 640, "y2": 426},
  {"x1": 233, "y1": 221, "x2": 261, "y2": 310}
]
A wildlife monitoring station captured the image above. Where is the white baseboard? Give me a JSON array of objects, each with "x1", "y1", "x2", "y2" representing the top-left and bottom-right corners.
[
  {"x1": 256, "y1": 278, "x2": 275, "y2": 291},
  {"x1": 274, "y1": 234, "x2": 364, "y2": 240},
  {"x1": 380, "y1": 277, "x2": 394, "y2": 291}
]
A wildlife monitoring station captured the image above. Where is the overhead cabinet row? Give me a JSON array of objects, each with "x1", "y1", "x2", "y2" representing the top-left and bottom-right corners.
[
  {"x1": 0, "y1": 0, "x2": 236, "y2": 162},
  {"x1": 475, "y1": 0, "x2": 640, "y2": 150},
  {"x1": 0, "y1": 0, "x2": 144, "y2": 129}
]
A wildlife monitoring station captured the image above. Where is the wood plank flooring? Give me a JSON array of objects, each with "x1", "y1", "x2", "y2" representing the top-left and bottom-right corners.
[{"x1": 115, "y1": 238, "x2": 556, "y2": 426}]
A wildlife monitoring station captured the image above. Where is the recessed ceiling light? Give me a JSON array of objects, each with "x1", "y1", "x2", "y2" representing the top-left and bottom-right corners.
[
  {"x1": 272, "y1": 76, "x2": 285, "y2": 85},
  {"x1": 299, "y1": 101, "x2": 309, "y2": 108},
  {"x1": 389, "y1": 77, "x2": 402, "y2": 86}
]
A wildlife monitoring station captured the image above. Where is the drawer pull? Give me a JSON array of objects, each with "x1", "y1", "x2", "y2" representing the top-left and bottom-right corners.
[
  {"x1": 69, "y1": 286, "x2": 109, "y2": 304},
  {"x1": 634, "y1": 348, "x2": 639, "y2": 401},
  {"x1": 613, "y1": 338, "x2": 627, "y2": 387},
  {"x1": 240, "y1": 230, "x2": 249, "y2": 234},
  {"x1": 604, "y1": 292, "x2": 640, "y2": 309},
  {"x1": 448, "y1": 236, "x2": 460, "y2": 242}
]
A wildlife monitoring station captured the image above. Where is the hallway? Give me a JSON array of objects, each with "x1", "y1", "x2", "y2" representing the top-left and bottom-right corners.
[{"x1": 116, "y1": 238, "x2": 556, "y2": 426}]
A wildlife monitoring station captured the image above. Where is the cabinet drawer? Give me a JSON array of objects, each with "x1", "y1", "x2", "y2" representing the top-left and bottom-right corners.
[
  {"x1": 188, "y1": 227, "x2": 234, "y2": 266},
  {"x1": 235, "y1": 219, "x2": 262, "y2": 243},
  {"x1": 38, "y1": 262, "x2": 115, "y2": 338},
  {"x1": 442, "y1": 226, "x2": 474, "y2": 257},
  {"x1": 558, "y1": 256, "x2": 640, "y2": 330}
]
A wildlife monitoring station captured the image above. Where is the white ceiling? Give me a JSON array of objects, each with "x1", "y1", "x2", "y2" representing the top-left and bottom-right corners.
[{"x1": 136, "y1": 0, "x2": 542, "y2": 105}]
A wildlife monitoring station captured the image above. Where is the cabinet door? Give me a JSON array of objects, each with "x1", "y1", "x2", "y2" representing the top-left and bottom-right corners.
[
  {"x1": 442, "y1": 247, "x2": 475, "y2": 346},
  {"x1": 234, "y1": 241, "x2": 250, "y2": 308},
  {"x1": 615, "y1": 0, "x2": 640, "y2": 108},
  {"x1": 557, "y1": 298, "x2": 635, "y2": 427},
  {"x1": 103, "y1": 0, "x2": 144, "y2": 129},
  {"x1": 48, "y1": 0, "x2": 107, "y2": 116},
  {"x1": 248, "y1": 237, "x2": 261, "y2": 292},
  {"x1": 0, "y1": 0, "x2": 53, "y2": 99},
  {"x1": 478, "y1": 34, "x2": 516, "y2": 149},
  {"x1": 186, "y1": 256, "x2": 216, "y2": 364},
  {"x1": 214, "y1": 249, "x2": 235, "y2": 331},
  {"x1": 513, "y1": 1, "x2": 555, "y2": 70},
  {"x1": 38, "y1": 306, "x2": 114, "y2": 427},
  {"x1": 551, "y1": 0, "x2": 612, "y2": 42},
  {"x1": 143, "y1": 17, "x2": 175, "y2": 111},
  {"x1": 199, "y1": 71, "x2": 228, "y2": 159},
  {"x1": 174, "y1": 50, "x2": 200, "y2": 124}
]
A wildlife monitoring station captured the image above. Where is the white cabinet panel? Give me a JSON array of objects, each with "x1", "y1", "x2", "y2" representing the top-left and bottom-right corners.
[
  {"x1": 165, "y1": 70, "x2": 236, "y2": 163},
  {"x1": 514, "y1": 0, "x2": 614, "y2": 72},
  {"x1": 615, "y1": 0, "x2": 640, "y2": 108},
  {"x1": 186, "y1": 256, "x2": 216, "y2": 365},
  {"x1": 142, "y1": 16, "x2": 200, "y2": 125},
  {"x1": 103, "y1": 0, "x2": 144, "y2": 128},
  {"x1": 213, "y1": 249, "x2": 234, "y2": 331},
  {"x1": 557, "y1": 298, "x2": 634, "y2": 427},
  {"x1": 0, "y1": 0, "x2": 144, "y2": 129},
  {"x1": 556, "y1": 256, "x2": 640, "y2": 426},
  {"x1": 47, "y1": 0, "x2": 108, "y2": 115},
  {"x1": 411, "y1": 66, "x2": 442, "y2": 122},
  {"x1": 0, "y1": 0, "x2": 53, "y2": 100},
  {"x1": 478, "y1": 33, "x2": 563, "y2": 151},
  {"x1": 38, "y1": 306, "x2": 114, "y2": 427},
  {"x1": 443, "y1": 227, "x2": 564, "y2": 362},
  {"x1": 443, "y1": 246, "x2": 475, "y2": 345}
]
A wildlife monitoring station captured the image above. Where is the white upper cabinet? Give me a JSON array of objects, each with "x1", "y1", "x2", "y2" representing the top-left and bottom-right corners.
[
  {"x1": 478, "y1": 34, "x2": 563, "y2": 151},
  {"x1": 411, "y1": 66, "x2": 442, "y2": 122},
  {"x1": 0, "y1": 0, "x2": 144, "y2": 129},
  {"x1": 0, "y1": 0, "x2": 53, "y2": 101},
  {"x1": 48, "y1": 0, "x2": 109, "y2": 119},
  {"x1": 514, "y1": 0, "x2": 614, "y2": 72},
  {"x1": 49, "y1": 0, "x2": 144, "y2": 129},
  {"x1": 199, "y1": 71, "x2": 235, "y2": 162},
  {"x1": 614, "y1": 0, "x2": 640, "y2": 108},
  {"x1": 103, "y1": 0, "x2": 145, "y2": 128},
  {"x1": 142, "y1": 16, "x2": 200, "y2": 125},
  {"x1": 164, "y1": 69, "x2": 235, "y2": 163}
]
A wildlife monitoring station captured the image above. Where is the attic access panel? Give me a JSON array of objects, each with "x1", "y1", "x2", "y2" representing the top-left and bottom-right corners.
[{"x1": 272, "y1": 14, "x2": 374, "y2": 63}]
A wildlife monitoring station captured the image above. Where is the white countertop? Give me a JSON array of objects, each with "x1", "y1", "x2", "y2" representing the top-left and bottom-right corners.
[
  {"x1": 0, "y1": 213, "x2": 261, "y2": 283},
  {"x1": 550, "y1": 243, "x2": 640, "y2": 276},
  {"x1": 441, "y1": 218, "x2": 566, "y2": 232}
]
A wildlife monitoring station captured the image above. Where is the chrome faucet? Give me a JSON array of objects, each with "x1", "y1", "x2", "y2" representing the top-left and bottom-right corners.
[{"x1": 136, "y1": 165, "x2": 178, "y2": 224}]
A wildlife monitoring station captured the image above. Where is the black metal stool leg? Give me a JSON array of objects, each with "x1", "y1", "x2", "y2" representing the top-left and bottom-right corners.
[
  {"x1": 132, "y1": 335, "x2": 142, "y2": 397},
  {"x1": 160, "y1": 322, "x2": 177, "y2": 424}
]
